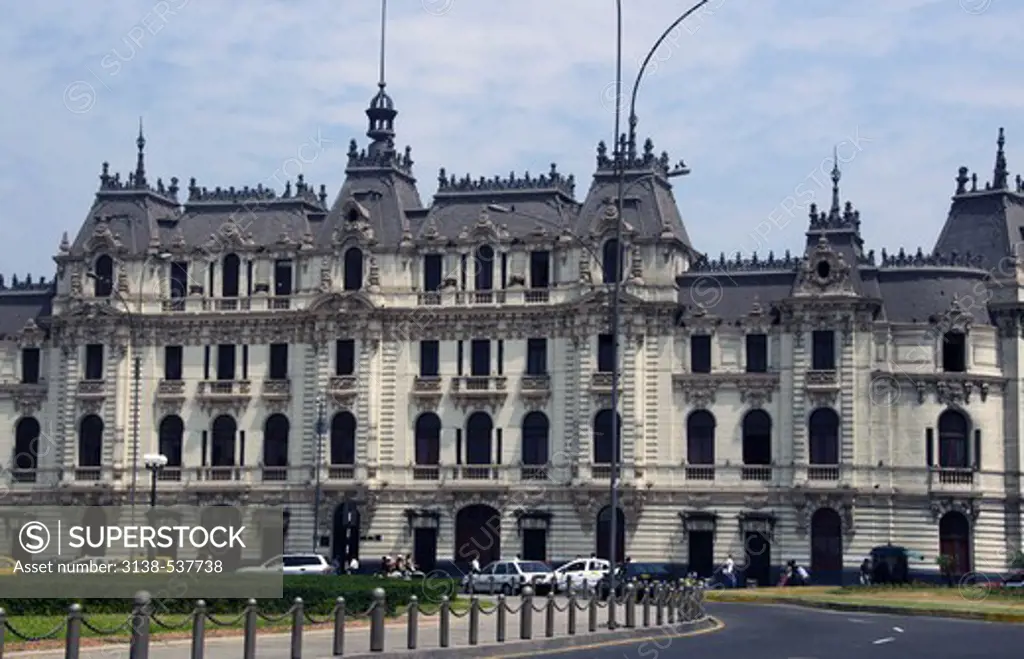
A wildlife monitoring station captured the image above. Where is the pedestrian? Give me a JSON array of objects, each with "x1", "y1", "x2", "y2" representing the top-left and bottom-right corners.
[
  {"x1": 348, "y1": 556, "x2": 359, "y2": 575},
  {"x1": 722, "y1": 554, "x2": 736, "y2": 588},
  {"x1": 470, "y1": 555, "x2": 481, "y2": 575},
  {"x1": 859, "y1": 558, "x2": 872, "y2": 585}
]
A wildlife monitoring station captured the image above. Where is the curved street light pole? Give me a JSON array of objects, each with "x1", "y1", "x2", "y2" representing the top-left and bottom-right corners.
[{"x1": 609, "y1": 0, "x2": 710, "y2": 627}]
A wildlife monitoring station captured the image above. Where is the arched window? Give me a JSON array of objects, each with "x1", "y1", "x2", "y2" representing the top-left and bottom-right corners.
[
  {"x1": 263, "y1": 414, "x2": 290, "y2": 468},
  {"x1": 344, "y1": 248, "x2": 364, "y2": 291},
  {"x1": 158, "y1": 415, "x2": 184, "y2": 468},
  {"x1": 465, "y1": 412, "x2": 493, "y2": 465},
  {"x1": 686, "y1": 410, "x2": 715, "y2": 465},
  {"x1": 808, "y1": 408, "x2": 840, "y2": 465},
  {"x1": 330, "y1": 412, "x2": 356, "y2": 465},
  {"x1": 78, "y1": 414, "x2": 104, "y2": 467},
  {"x1": 14, "y1": 417, "x2": 41, "y2": 472},
  {"x1": 93, "y1": 255, "x2": 114, "y2": 297},
  {"x1": 601, "y1": 239, "x2": 623, "y2": 284},
  {"x1": 414, "y1": 413, "x2": 441, "y2": 466},
  {"x1": 938, "y1": 410, "x2": 969, "y2": 468},
  {"x1": 222, "y1": 253, "x2": 240, "y2": 297},
  {"x1": 593, "y1": 409, "x2": 622, "y2": 464},
  {"x1": 475, "y1": 245, "x2": 494, "y2": 291},
  {"x1": 741, "y1": 410, "x2": 772, "y2": 466},
  {"x1": 521, "y1": 412, "x2": 549, "y2": 465},
  {"x1": 210, "y1": 415, "x2": 237, "y2": 468}
]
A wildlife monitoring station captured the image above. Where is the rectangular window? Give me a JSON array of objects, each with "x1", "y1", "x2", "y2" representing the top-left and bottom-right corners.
[
  {"x1": 242, "y1": 345, "x2": 248, "y2": 380},
  {"x1": 84, "y1": 344, "x2": 104, "y2": 380},
  {"x1": 526, "y1": 339, "x2": 547, "y2": 375},
  {"x1": 203, "y1": 346, "x2": 210, "y2": 380},
  {"x1": 335, "y1": 339, "x2": 355, "y2": 375},
  {"x1": 170, "y1": 261, "x2": 188, "y2": 298},
  {"x1": 216, "y1": 344, "x2": 236, "y2": 381},
  {"x1": 460, "y1": 255, "x2": 468, "y2": 290},
  {"x1": 597, "y1": 334, "x2": 616, "y2": 373},
  {"x1": 501, "y1": 253, "x2": 508, "y2": 289},
  {"x1": 471, "y1": 339, "x2": 490, "y2": 376},
  {"x1": 21, "y1": 347, "x2": 40, "y2": 384},
  {"x1": 420, "y1": 340, "x2": 440, "y2": 377},
  {"x1": 269, "y1": 343, "x2": 288, "y2": 380},
  {"x1": 274, "y1": 259, "x2": 293, "y2": 296},
  {"x1": 164, "y1": 346, "x2": 183, "y2": 381},
  {"x1": 424, "y1": 254, "x2": 443, "y2": 291},
  {"x1": 690, "y1": 335, "x2": 712, "y2": 374},
  {"x1": 811, "y1": 330, "x2": 836, "y2": 370},
  {"x1": 942, "y1": 332, "x2": 967, "y2": 372},
  {"x1": 530, "y1": 251, "x2": 550, "y2": 288},
  {"x1": 497, "y1": 340, "x2": 504, "y2": 375},
  {"x1": 457, "y1": 341, "x2": 464, "y2": 375},
  {"x1": 745, "y1": 333, "x2": 768, "y2": 373}
]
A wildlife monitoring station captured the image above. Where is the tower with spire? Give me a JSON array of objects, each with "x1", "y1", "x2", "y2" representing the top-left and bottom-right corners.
[{"x1": 134, "y1": 117, "x2": 148, "y2": 189}]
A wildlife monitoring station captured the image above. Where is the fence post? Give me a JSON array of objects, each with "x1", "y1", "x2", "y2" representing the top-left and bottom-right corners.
[
  {"x1": 655, "y1": 584, "x2": 664, "y2": 626},
  {"x1": 369, "y1": 588, "x2": 386, "y2": 653},
  {"x1": 588, "y1": 593, "x2": 597, "y2": 633},
  {"x1": 64, "y1": 603, "x2": 82, "y2": 659},
  {"x1": 191, "y1": 600, "x2": 206, "y2": 659},
  {"x1": 0, "y1": 606, "x2": 5, "y2": 659},
  {"x1": 243, "y1": 599, "x2": 258, "y2": 659},
  {"x1": 625, "y1": 583, "x2": 636, "y2": 628},
  {"x1": 607, "y1": 582, "x2": 617, "y2": 630},
  {"x1": 667, "y1": 586, "x2": 676, "y2": 625},
  {"x1": 642, "y1": 586, "x2": 651, "y2": 627},
  {"x1": 407, "y1": 596, "x2": 418, "y2": 650},
  {"x1": 468, "y1": 596, "x2": 479, "y2": 646},
  {"x1": 567, "y1": 590, "x2": 576, "y2": 635},
  {"x1": 332, "y1": 597, "x2": 346, "y2": 657},
  {"x1": 520, "y1": 586, "x2": 534, "y2": 640},
  {"x1": 545, "y1": 593, "x2": 555, "y2": 638},
  {"x1": 290, "y1": 598, "x2": 303, "y2": 659},
  {"x1": 496, "y1": 594, "x2": 506, "y2": 643},
  {"x1": 439, "y1": 596, "x2": 450, "y2": 648},
  {"x1": 129, "y1": 591, "x2": 151, "y2": 659}
]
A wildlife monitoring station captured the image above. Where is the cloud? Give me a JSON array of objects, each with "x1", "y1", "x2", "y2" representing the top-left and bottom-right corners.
[{"x1": 0, "y1": 0, "x2": 1023, "y2": 275}]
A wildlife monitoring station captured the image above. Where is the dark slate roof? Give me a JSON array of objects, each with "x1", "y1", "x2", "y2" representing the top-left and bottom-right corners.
[
  {"x1": 0, "y1": 278, "x2": 53, "y2": 339},
  {"x1": 876, "y1": 266, "x2": 990, "y2": 324}
]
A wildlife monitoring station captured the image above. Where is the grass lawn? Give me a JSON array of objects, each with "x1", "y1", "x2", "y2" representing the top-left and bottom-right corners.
[{"x1": 705, "y1": 585, "x2": 1024, "y2": 618}]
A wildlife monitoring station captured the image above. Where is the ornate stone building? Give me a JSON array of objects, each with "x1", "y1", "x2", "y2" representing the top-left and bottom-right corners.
[{"x1": 1, "y1": 78, "x2": 1023, "y2": 581}]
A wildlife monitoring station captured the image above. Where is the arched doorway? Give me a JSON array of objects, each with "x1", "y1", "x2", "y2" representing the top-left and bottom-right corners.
[
  {"x1": 78, "y1": 415, "x2": 103, "y2": 474},
  {"x1": 521, "y1": 412, "x2": 549, "y2": 480},
  {"x1": 79, "y1": 507, "x2": 107, "y2": 557},
  {"x1": 741, "y1": 410, "x2": 772, "y2": 479},
  {"x1": 262, "y1": 414, "x2": 290, "y2": 480},
  {"x1": 593, "y1": 409, "x2": 622, "y2": 466},
  {"x1": 14, "y1": 416, "x2": 41, "y2": 480},
  {"x1": 332, "y1": 502, "x2": 361, "y2": 563},
  {"x1": 808, "y1": 408, "x2": 839, "y2": 465},
  {"x1": 210, "y1": 415, "x2": 236, "y2": 479},
  {"x1": 596, "y1": 506, "x2": 625, "y2": 563},
  {"x1": 810, "y1": 508, "x2": 844, "y2": 584},
  {"x1": 465, "y1": 412, "x2": 493, "y2": 478},
  {"x1": 939, "y1": 511, "x2": 972, "y2": 576},
  {"x1": 200, "y1": 505, "x2": 243, "y2": 569},
  {"x1": 938, "y1": 410, "x2": 970, "y2": 468},
  {"x1": 158, "y1": 415, "x2": 184, "y2": 475},
  {"x1": 454, "y1": 504, "x2": 501, "y2": 569}
]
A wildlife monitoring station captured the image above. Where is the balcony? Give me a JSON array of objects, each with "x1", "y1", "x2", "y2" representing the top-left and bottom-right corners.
[
  {"x1": 415, "y1": 288, "x2": 557, "y2": 307},
  {"x1": 329, "y1": 376, "x2": 358, "y2": 403},
  {"x1": 519, "y1": 375, "x2": 551, "y2": 404},
  {"x1": 741, "y1": 465, "x2": 773, "y2": 481},
  {"x1": 203, "y1": 298, "x2": 251, "y2": 312},
  {"x1": 328, "y1": 465, "x2": 356, "y2": 480},
  {"x1": 590, "y1": 372, "x2": 616, "y2": 393},
  {"x1": 261, "y1": 379, "x2": 291, "y2": 402},
  {"x1": 685, "y1": 465, "x2": 715, "y2": 481},
  {"x1": 807, "y1": 465, "x2": 840, "y2": 481},
  {"x1": 449, "y1": 376, "x2": 507, "y2": 410},
  {"x1": 74, "y1": 466, "x2": 103, "y2": 482},
  {"x1": 156, "y1": 380, "x2": 186, "y2": 401},
  {"x1": 268, "y1": 297, "x2": 291, "y2": 310},
  {"x1": 931, "y1": 467, "x2": 976, "y2": 491},
  {"x1": 196, "y1": 380, "x2": 251, "y2": 406},
  {"x1": 806, "y1": 369, "x2": 838, "y2": 390},
  {"x1": 520, "y1": 464, "x2": 549, "y2": 480},
  {"x1": 76, "y1": 380, "x2": 105, "y2": 400},
  {"x1": 161, "y1": 297, "x2": 186, "y2": 312},
  {"x1": 411, "y1": 376, "x2": 444, "y2": 405},
  {"x1": 412, "y1": 465, "x2": 441, "y2": 481}
]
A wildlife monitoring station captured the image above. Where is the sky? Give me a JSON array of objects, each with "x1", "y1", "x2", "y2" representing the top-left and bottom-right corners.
[{"x1": 1, "y1": 0, "x2": 1022, "y2": 278}]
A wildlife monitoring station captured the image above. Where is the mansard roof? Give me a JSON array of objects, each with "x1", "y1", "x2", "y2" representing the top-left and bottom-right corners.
[{"x1": 0, "y1": 275, "x2": 52, "y2": 340}]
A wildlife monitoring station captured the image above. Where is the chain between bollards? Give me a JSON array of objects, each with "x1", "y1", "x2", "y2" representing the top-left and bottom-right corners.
[
  {"x1": 290, "y1": 598, "x2": 303, "y2": 659},
  {"x1": 191, "y1": 600, "x2": 206, "y2": 659}
]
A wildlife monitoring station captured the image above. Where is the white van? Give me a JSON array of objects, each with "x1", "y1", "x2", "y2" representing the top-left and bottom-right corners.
[{"x1": 553, "y1": 557, "x2": 611, "y2": 592}]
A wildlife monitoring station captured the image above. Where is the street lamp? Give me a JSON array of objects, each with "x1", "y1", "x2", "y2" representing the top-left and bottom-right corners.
[
  {"x1": 143, "y1": 453, "x2": 169, "y2": 507},
  {"x1": 606, "y1": 0, "x2": 711, "y2": 628},
  {"x1": 312, "y1": 395, "x2": 327, "y2": 553}
]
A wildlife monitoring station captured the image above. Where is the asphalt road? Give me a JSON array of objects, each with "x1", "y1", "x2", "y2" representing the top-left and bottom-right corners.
[{"x1": 542, "y1": 602, "x2": 1024, "y2": 658}]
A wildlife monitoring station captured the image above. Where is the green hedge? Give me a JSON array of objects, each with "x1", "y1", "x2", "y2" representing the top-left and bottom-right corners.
[{"x1": 0, "y1": 575, "x2": 461, "y2": 616}]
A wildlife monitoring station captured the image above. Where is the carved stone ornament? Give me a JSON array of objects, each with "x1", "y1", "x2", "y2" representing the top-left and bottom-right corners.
[
  {"x1": 793, "y1": 236, "x2": 854, "y2": 297},
  {"x1": 793, "y1": 494, "x2": 855, "y2": 538},
  {"x1": 673, "y1": 373, "x2": 779, "y2": 408},
  {"x1": 807, "y1": 390, "x2": 837, "y2": 408},
  {"x1": 679, "y1": 307, "x2": 722, "y2": 335},
  {"x1": 441, "y1": 491, "x2": 511, "y2": 520},
  {"x1": 737, "y1": 511, "x2": 776, "y2": 539},
  {"x1": 740, "y1": 298, "x2": 772, "y2": 333},
  {"x1": 929, "y1": 497, "x2": 979, "y2": 523},
  {"x1": 934, "y1": 296, "x2": 973, "y2": 334},
  {"x1": 206, "y1": 218, "x2": 254, "y2": 252},
  {"x1": 911, "y1": 375, "x2": 996, "y2": 405},
  {"x1": 16, "y1": 318, "x2": 46, "y2": 349},
  {"x1": 570, "y1": 484, "x2": 650, "y2": 535},
  {"x1": 84, "y1": 220, "x2": 124, "y2": 256}
]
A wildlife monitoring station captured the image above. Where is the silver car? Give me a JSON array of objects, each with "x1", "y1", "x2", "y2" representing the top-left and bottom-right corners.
[{"x1": 464, "y1": 560, "x2": 555, "y2": 595}]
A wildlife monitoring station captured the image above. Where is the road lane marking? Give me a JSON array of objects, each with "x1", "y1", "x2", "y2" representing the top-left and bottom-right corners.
[
  {"x1": 873, "y1": 637, "x2": 896, "y2": 644},
  {"x1": 847, "y1": 618, "x2": 868, "y2": 623},
  {"x1": 893, "y1": 626, "x2": 904, "y2": 633}
]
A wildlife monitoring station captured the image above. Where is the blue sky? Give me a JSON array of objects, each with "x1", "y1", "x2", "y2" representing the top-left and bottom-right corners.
[{"x1": 1, "y1": 0, "x2": 1021, "y2": 276}]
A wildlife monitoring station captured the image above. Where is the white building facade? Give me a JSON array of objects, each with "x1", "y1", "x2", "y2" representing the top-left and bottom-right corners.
[{"x1": 1, "y1": 88, "x2": 1023, "y2": 583}]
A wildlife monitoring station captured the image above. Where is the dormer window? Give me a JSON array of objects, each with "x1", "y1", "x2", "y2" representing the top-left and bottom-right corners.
[
  {"x1": 343, "y1": 248, "x2": 364, "y2": 291},
  {"x1": 942, "y1": 331, "x2": 967, "y2": 372},
  {"x1": 347, "y1": 208, "x2": 359, "y2": 223},
  {"x1": 602, "y1": 239, "x2": 624, "y2": 284},
  {"x1": 222, "y1": 253, "x2": 240, "y2": 297},
  {"x1": 93, "y1": 254, "x2": 114, "y2": 297},
  {"x1": 475, "y1": 245, "x2": 494, "y2": 291},
  {"x1": 274, "y1": 259, "x2": 293, "y2": 296}
]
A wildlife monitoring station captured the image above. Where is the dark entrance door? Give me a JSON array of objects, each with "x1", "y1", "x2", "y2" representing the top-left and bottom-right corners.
[
  {"x1": 810, "y1": 508, "x2": 844, "y2": 584},
  {"x1": 522, "y1": 529, "x2": 547, "y2": 561},
  {"x1": 939, "y1": 512, "x2": 972, "y2": 577},
  {"x1": 414, "y1": 528, "x2": 438, "y2": 572},
  {"x1": 454, "y1": 505, "x2": 501, "y2": 570},
  {"x1": 688, "y1": 531, "x2": 714, "y2": 577},
  {"x1": 596, "y1": 506, "x2": 625, "y2": 563},
  {"x1": 744, "y1": 531, "x2": 771, "y2": 586},
  {"x1": 332, "y1": 503, "x2": 361, "y2": 563}
]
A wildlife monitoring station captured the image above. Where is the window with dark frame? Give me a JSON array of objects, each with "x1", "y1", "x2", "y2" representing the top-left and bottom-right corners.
[
  {"x1": 216, "y1": 344, "x2": 236, "y2": 381},
  {"x1": 164, "y1": 346, "x2": 183, "y2": 381},
  {"x1": 21, "y1": 347, "x2": 40, "y2": 384},
  {"x1": 268, "y1": 343, "x2": 289, "y2": 380},
  {"x1": 273, "y1": 259, "x2": 293, "y2": 296},
  {"x1": 745, "y1": 333, "x2": 768, "y2": 373},
  {"x1": 597, "y1": 334, "x2": 616, "y2": 373},
  {"x1": 530, "y1": 251, "x2": 550, "y2": 288},
  {"x1": 470, "y1": 339, "x2": 490, "y2": 376},
  {"x1": 811, "y1": 330, "x2": 835, "y2": 370},
  {"x1": 690, "y1": 335, "x2": 712, "y2": 374},
  {"x1": 335, "y1": 340, "x2": 355, "y2": 376},
  {"x1": 84, "y1": 344, "x2": 104, "y2": 380},
  {"x1": 420, "y1": 340, "x2": 440, "y2": 377},
  {"x1": 942, "y1": 331, "x2": 967, "y2": 372},
  {"x1": 424, "y1": 254, "x2": 443, "y2": 291},
  {"x1": 526, "y1": 338, "x2": 547, "y2": 375}
]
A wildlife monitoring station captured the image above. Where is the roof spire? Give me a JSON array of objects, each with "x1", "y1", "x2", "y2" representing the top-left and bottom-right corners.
[
  {"x1": 365, "y1": 0, "x2": 397, "y2": 156},
  {"x1": 134, "y1": 116, "x2": 147, "y2": 188},
  {"x1": 993, "y1": 127, "x2": 1008, "y2": 190},
  {"x1": 829, "y1": 145, "x2": 841, "y2": 215}
]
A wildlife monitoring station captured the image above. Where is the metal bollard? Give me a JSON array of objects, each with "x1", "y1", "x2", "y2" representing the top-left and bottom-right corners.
[
  {"x1": 439, "y1": 596, "x2": 450, "y2": 648},
  {"x1": 667, "y1": 586, "x2": 676, "y2": 625},
  {"x1": 607, "y1": 584, "x2": 617, "y2": 630},
  {"x1": 624, "y1": 583, "x2": 636, "y2": 629},
  {"x1": 65, "y1": 603, "x2": 83, "y2": 659},
  {"x1": 545, "y1": 593, "x2": 555, "y2": 638},
  {"x1": 369, "y1": 588, "x2": 386, "y2": 653},
  {"x1": 332, "y1": 597, "x2": 346, "y2": 657},
  {"x1": 191, "y1": 600, "x2": 206, "y2": 659},
  {"x1": 0, "y1": 607, "x2": 5, "y2": 658},
  {"x1": 588, "y1": 593, "x2": 597, "y2": 633},
  {"x1": 243, "y1": 599, "x2": 258, "y2": 659},
  {"x1": 468, "y1": 597, "x2": 479, "y2": 646},
  {"x1": 642, "y1": 586, "x2": 651, "y2": 627},
  {"x1": 656, "y1": 584, "x2": 665, "y2": 626},
  {"x1": 290, "y1": 598, "x2": 303, "y2": 659},
  {"x1": 496, "y1": 594, "x2": 506, "y2": 643},
  {"x1": 520, "y1": 586, "x2": 534, "y2": 640},
  {"x1": 407, "y1": 596, "x2": 418, "y2": 650},
  {"x1": 567, "y1": 591, "x2": 576, "y2": 635},
  {"x1": 130, "y1": 591, "x2": 151, "y2": 659}
]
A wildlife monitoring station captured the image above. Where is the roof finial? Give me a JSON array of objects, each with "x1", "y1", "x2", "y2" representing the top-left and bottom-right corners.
[
  {"x1": 378, "y1": 0, "x2": 387, "y2": 89},
  {"x1": 134, "y1": 116, "x2": 147, "y2": 188},
  {"x1": 365, "y1": 0, "x2": 397, "y2": 155},
  {"x1": 830, "y1": 144, "x2": 841, "y2": 214},
  {"x1": 993, "y1": 127, "x2": 1008, "y2": 190}
]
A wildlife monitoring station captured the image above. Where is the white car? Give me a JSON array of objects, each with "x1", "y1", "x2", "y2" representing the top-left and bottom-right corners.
[
  {"x1": 238, "y1": 553, "x2": 333, "y2": 576},
  {"x1": 553, "y1": 557, "x2": 611, "y2": 592},
  {"x1": 464, "y1": 559, "x2": 555, "y2": 595}
]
